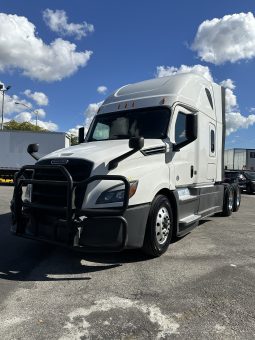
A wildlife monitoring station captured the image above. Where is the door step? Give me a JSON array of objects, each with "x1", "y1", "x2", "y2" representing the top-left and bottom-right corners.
[{"x1": 179, "y1": 214, "x2": 201, "y2": 229}]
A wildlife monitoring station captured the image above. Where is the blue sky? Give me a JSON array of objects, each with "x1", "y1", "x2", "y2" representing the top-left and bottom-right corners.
[{"x1": 1, "y1": 0, "x2": 255, "y2": 148}]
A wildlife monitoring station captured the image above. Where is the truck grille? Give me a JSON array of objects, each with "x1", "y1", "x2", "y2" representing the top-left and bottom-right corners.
[{"x1": 32, "y1": 158, "x2": 93, "y2": 211}]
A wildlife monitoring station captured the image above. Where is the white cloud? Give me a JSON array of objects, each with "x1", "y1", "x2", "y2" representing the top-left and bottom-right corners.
[
  {"x1": 0, "y1": 13, "x2": 92, "y2": 82},
  {"x1": 0, "y1": 81, "x2": 58, "y2": 130},
  {"x1": 155, "y1": 65, "x2": 255, "y2": 135},
  {"x1": 97, "y1": 86, "x2": 108, "y2": 94},
  {"x1": 84, "y1": 101, "x2": 103, "y2": 133},
  {"x1": 15, "y1": 112, "x2": 32, "y2": 123},
  {"x1": 0, "y1": 92, "x2": 30, "y2": 116},
  {"x1": 192, "y1": 12, "x2": 255, "y2": 64},
  {"x1": 67, "y1": 125, "x2": 83, "y2": 136},
  {"x1": 226, "y1": 112, "x2": 255, "y2": 136},
  {"x1": 156, "y1": 64, "x2": 213, "y2": 82},
  {"x1": 36, "y1": 120, "x2": 58, "y2": 131},
  {"x1": 220, "y1": 78, "x2": 255, "y2": 135},
  {"x1": 36, "y1": 108, "x2": 46, "y2": 119},
  {"x1": 43, "y1": 9, "x2": 94, "y2": 40},
  {"x1": 220, "y1": 79, "x2": 235, "y2": 90},
  {"x1": 24, "y1": 89, "x2": 49, "y2": 106},
  {"x1": 14, "y1": 111, "x2": 58, "y2": 131},
  {"x1": 67, "y1": 102, "x2": 103, "y2": 138}
]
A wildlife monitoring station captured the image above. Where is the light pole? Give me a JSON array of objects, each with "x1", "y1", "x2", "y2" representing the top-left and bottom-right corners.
[
  {"x1": 0, "y1": 84, "x2": 11, "y2": 131},
  {"x1": 15, "y1": 102, "x2": 39, "y2": 129}
]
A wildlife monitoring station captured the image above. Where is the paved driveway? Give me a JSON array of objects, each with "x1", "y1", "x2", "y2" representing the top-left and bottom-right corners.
[{"x1": 0, "y1": 186, "x2": 255, "y2": 339}]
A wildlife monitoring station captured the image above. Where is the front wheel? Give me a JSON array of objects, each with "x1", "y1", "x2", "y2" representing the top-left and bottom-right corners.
[{"x1": 142, "y1": 195, "x2": 173, "y2": 257}]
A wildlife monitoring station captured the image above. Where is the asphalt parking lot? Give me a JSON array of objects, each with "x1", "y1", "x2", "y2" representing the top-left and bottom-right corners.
[{"x1": 0, "y1": 186, "x2": 255, "y2": 340}]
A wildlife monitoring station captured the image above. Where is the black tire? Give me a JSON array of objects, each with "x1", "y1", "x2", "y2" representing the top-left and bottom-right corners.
[
  {"x1": 142, "y1": 195, "x2": 173, "y2": 257},
  {"x1": 232, "y1": 184, "x2": 241, "y2": 212},
  {"x1": 221, "y1": 185, "x2": 234, "y2": 217}
]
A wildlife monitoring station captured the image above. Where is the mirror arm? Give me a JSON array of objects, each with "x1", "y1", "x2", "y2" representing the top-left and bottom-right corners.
[
  {"x1": 29, "y1": 152, "x2": 40, "y2": 161},
  {"x1": 27, "y1": 143, "x2": 40, "y2": 160},
  {"x1": 108, "y1": 149, "x2": 138, "y2": 170},
  {"x1": 172, "y1": 144, "x2": 180, "y2": 152}
]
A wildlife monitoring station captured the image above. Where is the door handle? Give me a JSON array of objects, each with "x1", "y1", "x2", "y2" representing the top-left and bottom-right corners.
[{"x1": 191, "y1": 165, "x2": 194, "y2": 178}]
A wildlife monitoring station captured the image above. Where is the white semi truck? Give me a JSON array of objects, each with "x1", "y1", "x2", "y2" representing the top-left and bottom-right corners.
[{"x1": 11, "y1": 74, "x2": 241, "y2": 257}]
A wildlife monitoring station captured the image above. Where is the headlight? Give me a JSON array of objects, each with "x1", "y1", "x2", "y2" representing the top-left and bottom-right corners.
[{"x1": 96, "y1": 181, "x2": 138, "y2": 204}]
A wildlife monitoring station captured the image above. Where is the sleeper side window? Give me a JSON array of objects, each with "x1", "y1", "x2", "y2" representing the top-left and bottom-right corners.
[
  {"x1": 211, "y1": 130, "x2": 215, "y2": 153},
  {"x1": 209, "y1": 124, "x2": 216, "y2": 156}
]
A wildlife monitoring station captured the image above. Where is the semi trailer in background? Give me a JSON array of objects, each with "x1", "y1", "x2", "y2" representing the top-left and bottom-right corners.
[
  {"x1": 224, "y1": 148, "x2": 255, "y2": 171},
  {"x1": 0, "y1": 130, "x2": 70, "y2": 179},
  {"x1": 11, "y1": 74, "x2": 241, "y2": 257}
]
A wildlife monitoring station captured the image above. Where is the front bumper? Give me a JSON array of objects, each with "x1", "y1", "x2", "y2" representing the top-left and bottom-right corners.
[{"x1": 11, "y1": 165, "x2": 150, "y2": 251}]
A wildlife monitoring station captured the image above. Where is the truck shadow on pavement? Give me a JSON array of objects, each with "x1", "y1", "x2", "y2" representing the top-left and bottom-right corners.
[
  {"x1": 0, "y1": 212, "x2": 213, "y2": 282},
  {"x1": 0, "y1": 213, "x2": 146, "y2": 282},
  {"x1": 0, "y1": 213, "x2": 123, "y2": 282}
]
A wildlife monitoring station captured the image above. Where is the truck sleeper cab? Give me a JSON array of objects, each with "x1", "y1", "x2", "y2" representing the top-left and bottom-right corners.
[{"x1": 11, "y1": 74, "x2": 241, "y2": 257}]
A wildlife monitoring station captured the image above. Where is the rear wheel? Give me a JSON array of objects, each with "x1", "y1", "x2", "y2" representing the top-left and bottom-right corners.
[
  {"x1": 221, "y1": 185, "x2": 234, "y2": 216},
  {"x1": 142, "y1": 195, "x2": 173, "y2": 257},
  {"x1": 232, "y1": 184, "x2": 241, "y2": 212}
]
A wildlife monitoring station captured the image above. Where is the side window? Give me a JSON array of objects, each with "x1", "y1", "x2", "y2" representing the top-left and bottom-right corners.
[
  {"x1": 205, "y1": 88, "x2": 214, "y2": 110},
  {"x1": 175, "y1": 112, "x2": 188, "y2": 145},
  {"x1": 211, "y1": 130, "x2": 215, "y2": 153},
  {"x1": 209, "y1": 124, "x2": 216, "y2": 156},
  {"x1": 92, "y1": 123, "x2": 110, "y2": 140},
  {"x1": 250, "y1": 152, "x2": 255, "y2": 158}
]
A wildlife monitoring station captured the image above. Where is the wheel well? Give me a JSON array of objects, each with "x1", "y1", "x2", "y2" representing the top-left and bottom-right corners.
[{"x1": 156, "y1": 188, "x2": 178, "y2": 238}]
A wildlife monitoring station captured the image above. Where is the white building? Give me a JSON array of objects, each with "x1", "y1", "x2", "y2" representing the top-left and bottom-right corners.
[{"x1": 225, "y1": 148, "x2": 255, "y2": 170}]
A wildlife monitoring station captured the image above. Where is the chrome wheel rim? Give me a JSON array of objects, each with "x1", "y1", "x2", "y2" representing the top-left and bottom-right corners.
[
  {"x1": 236, "y1": 190, "x2": 240, "y2": 207},
  {"x1": 229, "y1": 189, "x2": 234, "y2": 210},
  {"x1": 156, "y1": 206, "x2": 171, "y2": 245}
]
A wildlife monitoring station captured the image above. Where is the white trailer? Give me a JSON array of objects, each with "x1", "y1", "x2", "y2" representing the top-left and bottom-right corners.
[
  {"x1": 225, "y1": 148, "x2": 255, "y2": 170},
  {"x1": 11, "y1": 74, "x2": 241, "y2": 257},
  {"x1": 0, "y1": 130, "x2": 70, "y2": 179}
]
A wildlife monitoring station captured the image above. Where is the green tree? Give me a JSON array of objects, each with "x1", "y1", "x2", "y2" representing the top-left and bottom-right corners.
[
  {"x1": 70, "y1": 134, "x2": 78, "y2": 145},
  {"x1": 4, "y1": 120, "x2": 46, "y2": 132}
]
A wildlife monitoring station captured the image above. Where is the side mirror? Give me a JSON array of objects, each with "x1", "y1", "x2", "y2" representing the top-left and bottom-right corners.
[
  {"x1": 129, "y1": 137, "x2": 144, "y2": 150},
  {"x1": 27, "y1": 143, "x2": 39, "y2": 160},
  {"x1": 78, "y1": 127, "x2": 85, "y2": 144}
]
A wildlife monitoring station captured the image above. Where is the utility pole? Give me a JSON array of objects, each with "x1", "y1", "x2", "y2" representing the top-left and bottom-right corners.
[
  {"x1": 15, "y1": 102, "x2": 39, "y2": 129},
  {"x1": 0, "y1": 84, "x2": 11, "y2": 131}
]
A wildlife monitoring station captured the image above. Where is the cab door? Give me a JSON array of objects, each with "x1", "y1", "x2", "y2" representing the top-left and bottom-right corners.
[{"x1": 170, "y1": 105, "x2": 198, "y2": 187}]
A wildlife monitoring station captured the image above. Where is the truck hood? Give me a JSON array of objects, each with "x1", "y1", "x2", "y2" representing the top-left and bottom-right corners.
[{"x1": 40, "y1": 139, "x2": 166, "y2": 165}]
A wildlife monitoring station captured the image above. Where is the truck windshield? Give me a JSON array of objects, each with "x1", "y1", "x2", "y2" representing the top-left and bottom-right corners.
[{"x1": 87, "y1": 107, "x2": 170, "y2": 141}]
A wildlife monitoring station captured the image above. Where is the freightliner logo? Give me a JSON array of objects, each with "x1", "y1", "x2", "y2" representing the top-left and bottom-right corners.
[{"x1": 51, "y1": 159, "x2": 69, "y2": 165}]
